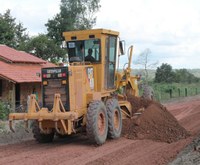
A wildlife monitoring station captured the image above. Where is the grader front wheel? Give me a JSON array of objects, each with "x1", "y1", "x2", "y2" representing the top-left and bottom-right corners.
[
  {"x1": 86, "y1": 101, "x2": 108, "y2": 145},
  {"x1": 106, "y1": 99, "x2": 122, "y2": 139},
  {"x1": 32, "y1": 121, "x2": 55, "y2": 143}
]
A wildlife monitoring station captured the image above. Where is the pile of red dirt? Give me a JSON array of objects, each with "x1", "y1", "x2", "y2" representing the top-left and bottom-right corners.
[
  {"x1": 127, "y1": 96, "x2": 153, "y2": 114},
  {"x1": 122, "y1": 97, "x2": 190, "y2": 143}
]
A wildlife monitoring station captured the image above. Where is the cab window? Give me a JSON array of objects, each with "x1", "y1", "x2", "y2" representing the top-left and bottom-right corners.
[{"x1": 67, "y1": 39, "x2": 100, "y2": 63}]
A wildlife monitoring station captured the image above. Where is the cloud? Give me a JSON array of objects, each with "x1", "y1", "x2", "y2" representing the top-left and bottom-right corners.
[
  {"x1": 0, "y1": 0, "x2": 60, "y2": 35},
  {"x1": 95, "y1": 0, "x2": 200, "y2": 69}
]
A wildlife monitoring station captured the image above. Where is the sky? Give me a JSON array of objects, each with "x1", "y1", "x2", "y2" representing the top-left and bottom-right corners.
[{"x1": 0, "y1": 0, "x2": 200, "y2": 69}]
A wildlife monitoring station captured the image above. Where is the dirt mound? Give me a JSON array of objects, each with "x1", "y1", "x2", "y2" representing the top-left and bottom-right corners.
[
  {"x1": 122, "y1": 98, "x2": 190, "y2": 143},
  {"x1": 127, "y1": 96, "x2": 153, "y2": 113}
]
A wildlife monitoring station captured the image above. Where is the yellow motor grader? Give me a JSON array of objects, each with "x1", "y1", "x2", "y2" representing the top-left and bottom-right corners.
[{"x1": 9, "y1": 29, "x2": 140, "y2": 145}]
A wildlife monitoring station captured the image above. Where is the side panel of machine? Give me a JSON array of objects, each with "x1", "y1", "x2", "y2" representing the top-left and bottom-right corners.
[{"x1": 68, "y1": 65, "x2": 94, "y2": 114}]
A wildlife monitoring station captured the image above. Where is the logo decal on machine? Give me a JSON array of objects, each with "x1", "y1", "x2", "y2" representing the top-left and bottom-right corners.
[
  {"x1": 47, "y1": 69, "x2": 61, "y2": 74},
  {"x1": 86, "y1": 67, "x2": 94, "y2": 90}
]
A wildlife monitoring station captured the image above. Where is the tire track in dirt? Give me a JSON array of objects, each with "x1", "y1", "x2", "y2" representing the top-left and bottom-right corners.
[
  {"x1": 0, "y1": 137, "x2": 135, "y2": 165},
  {"x1": 0, "y1": 135, "x2": 89, "y2": 164},
  {"x1": 86, "y1": 138, "x2": 192, "y2": 165},
  {"x1": 58, "y1": 138, "x2": 136, "y2": 165}
]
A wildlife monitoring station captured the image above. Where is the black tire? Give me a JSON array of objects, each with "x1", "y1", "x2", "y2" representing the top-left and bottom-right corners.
[
  {"x1": 32, "y1": 121, "x2": 54, "y2": 143},
  {"x1": 106, "y1": 99, "x2": 122, "y2": 139},
  {"x1": 86, "y1": 101, "x2": 108, "y2": 145}
]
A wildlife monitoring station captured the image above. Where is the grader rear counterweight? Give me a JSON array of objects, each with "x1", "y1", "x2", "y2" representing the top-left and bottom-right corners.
[{"x1": 9, "y1": 29, "x2": 140, "y2": 145}]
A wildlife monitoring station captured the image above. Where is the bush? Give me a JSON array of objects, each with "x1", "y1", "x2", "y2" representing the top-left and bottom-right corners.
[{"x1": 0, "y1": 102, "x2": 11, "y2": 120}]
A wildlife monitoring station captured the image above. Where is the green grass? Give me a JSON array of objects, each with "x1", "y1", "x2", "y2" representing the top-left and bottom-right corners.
[{"x1": 150, "y1": 83, "x2": 200, "y2": 101}]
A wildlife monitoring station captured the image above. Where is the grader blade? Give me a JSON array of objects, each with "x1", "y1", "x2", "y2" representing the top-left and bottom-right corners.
[{"x1": 118, "y1": 100, "x2": 132, "y2": 119}]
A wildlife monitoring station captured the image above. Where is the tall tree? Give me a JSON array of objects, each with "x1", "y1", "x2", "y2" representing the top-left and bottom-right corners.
[
  {"x1": 24, "y1": 34, "x2": 66, "y2": 63},
  {"x1": 154, "y1": 63, "x2": 175, "y2": 83},
  {"x1": 45, "y1": 0, "x2": 101, "y2": 44},
  {"x1": 15, "y1": 22, "x2": 29, "y2": 50},
  {"x1": 0, "y1": 10, "x2": 16, "y2": 47},
  {"x1": 0, "y1": 10, "x2": 29, "y2": 49},
  {"x1": 135, "y1": 48, "x2": 158, "y2": 82}
]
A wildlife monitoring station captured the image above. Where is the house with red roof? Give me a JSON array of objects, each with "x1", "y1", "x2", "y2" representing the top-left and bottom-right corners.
[{"x1": 0, "y1": 45, "x2": 56, "y2": 111}]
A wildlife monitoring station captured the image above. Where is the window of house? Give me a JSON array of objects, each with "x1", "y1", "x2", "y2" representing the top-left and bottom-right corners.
[{"x1": 0, "y1": 80, "x2": 2, "y2": 97}]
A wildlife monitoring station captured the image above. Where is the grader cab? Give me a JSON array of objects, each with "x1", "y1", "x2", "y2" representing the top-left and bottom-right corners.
[{"x1": 9, "y1": 29, "x2": 140, "y2": 145}]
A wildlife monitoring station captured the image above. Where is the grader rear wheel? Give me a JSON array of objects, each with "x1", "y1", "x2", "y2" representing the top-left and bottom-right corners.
[
  {"x1": 32, "y1": 121, "x2": 54, "y2": 143},
  {"x1": 86, "y1": 101, "x2": 108, "y2": 145},
  {"x1": 106, "y1": 99, "x2": 122, "y2": 139}
]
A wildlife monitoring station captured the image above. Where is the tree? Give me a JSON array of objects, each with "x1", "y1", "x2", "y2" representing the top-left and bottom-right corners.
[
  {"x1": 0, "y1": 10, "x2": 29, "y2": 49},
  {"x1": 45, "y1": 0, "x2": 101, "y2": 44},
  {"x1": 24, "y1": 34, "x2": 66, "y2": 63},
  {"x1": 135, "y1": 48, "x2": 158, "y2": 82},
  {"x1": 154, "y1": 63, "x2": 175, "y2": 83},
  {"x1": 155, "y1": 64, "x2": 200, "y2": 83},
  {"x1": 15, "y1": 22, "x2": 29, "y2": 50},
  {"x1": 174, "y1": 69, "x2": 199, "y2": 83},
  {"x1": 0, "y1": 10, "x2": 15, "y2": 47}
]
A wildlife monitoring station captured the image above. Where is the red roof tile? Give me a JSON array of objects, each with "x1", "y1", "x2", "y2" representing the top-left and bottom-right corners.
[
  {"x1": 0, "y1": 45, "x2": 46, "y2": 64},
  {"x1": 0, "y1": 61, "x2": 56, "y2": 83}
]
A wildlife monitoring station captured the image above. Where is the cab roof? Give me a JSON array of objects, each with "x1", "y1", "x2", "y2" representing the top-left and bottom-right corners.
[{"x1": 63, "y1": 29, "x2": 119, "y2": 41}]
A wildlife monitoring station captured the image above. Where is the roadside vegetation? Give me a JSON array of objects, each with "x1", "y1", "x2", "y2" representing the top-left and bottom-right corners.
[
  {"x1": 151, "y1": 83, "x2": 200, "y2": 101},
  {"x1": 0, "y1": 102, "x2": 11, "y2": 134},
  {"x1": 0, "y1": 102, "x2": 11, "y2": 120},
  {"x1": 136, "y1": 63, "x2": 200, "y2": 102}
]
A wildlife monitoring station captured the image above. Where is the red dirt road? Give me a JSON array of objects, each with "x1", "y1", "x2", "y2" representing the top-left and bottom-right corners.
[{"x1": 1, "y1": 96, "x2": 200, "y2": 165}]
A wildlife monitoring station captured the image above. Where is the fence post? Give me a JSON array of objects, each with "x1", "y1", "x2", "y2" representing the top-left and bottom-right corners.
[
  {"x1": 178, "y1": 88, "x2": 181, "y2": 97},
  {"x1": 169, "y1": 89, "x2": 172, "y2": 98},
  {"x1": 160, "y1": 87, "x2": 162, "y2": 100},
  {"x1": 185, "y1": 88, "x2": 187, "y2": 97}
]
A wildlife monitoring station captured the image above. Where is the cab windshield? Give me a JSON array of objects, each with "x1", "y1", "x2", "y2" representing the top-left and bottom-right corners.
[{"x1": 67, "y1": 39, "x2": 100, "y2": 63}]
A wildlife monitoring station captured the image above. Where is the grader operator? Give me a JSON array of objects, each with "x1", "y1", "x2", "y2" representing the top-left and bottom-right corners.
[{"x1": 9, "y1": 29, "x2": 140, "y2": 145}]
